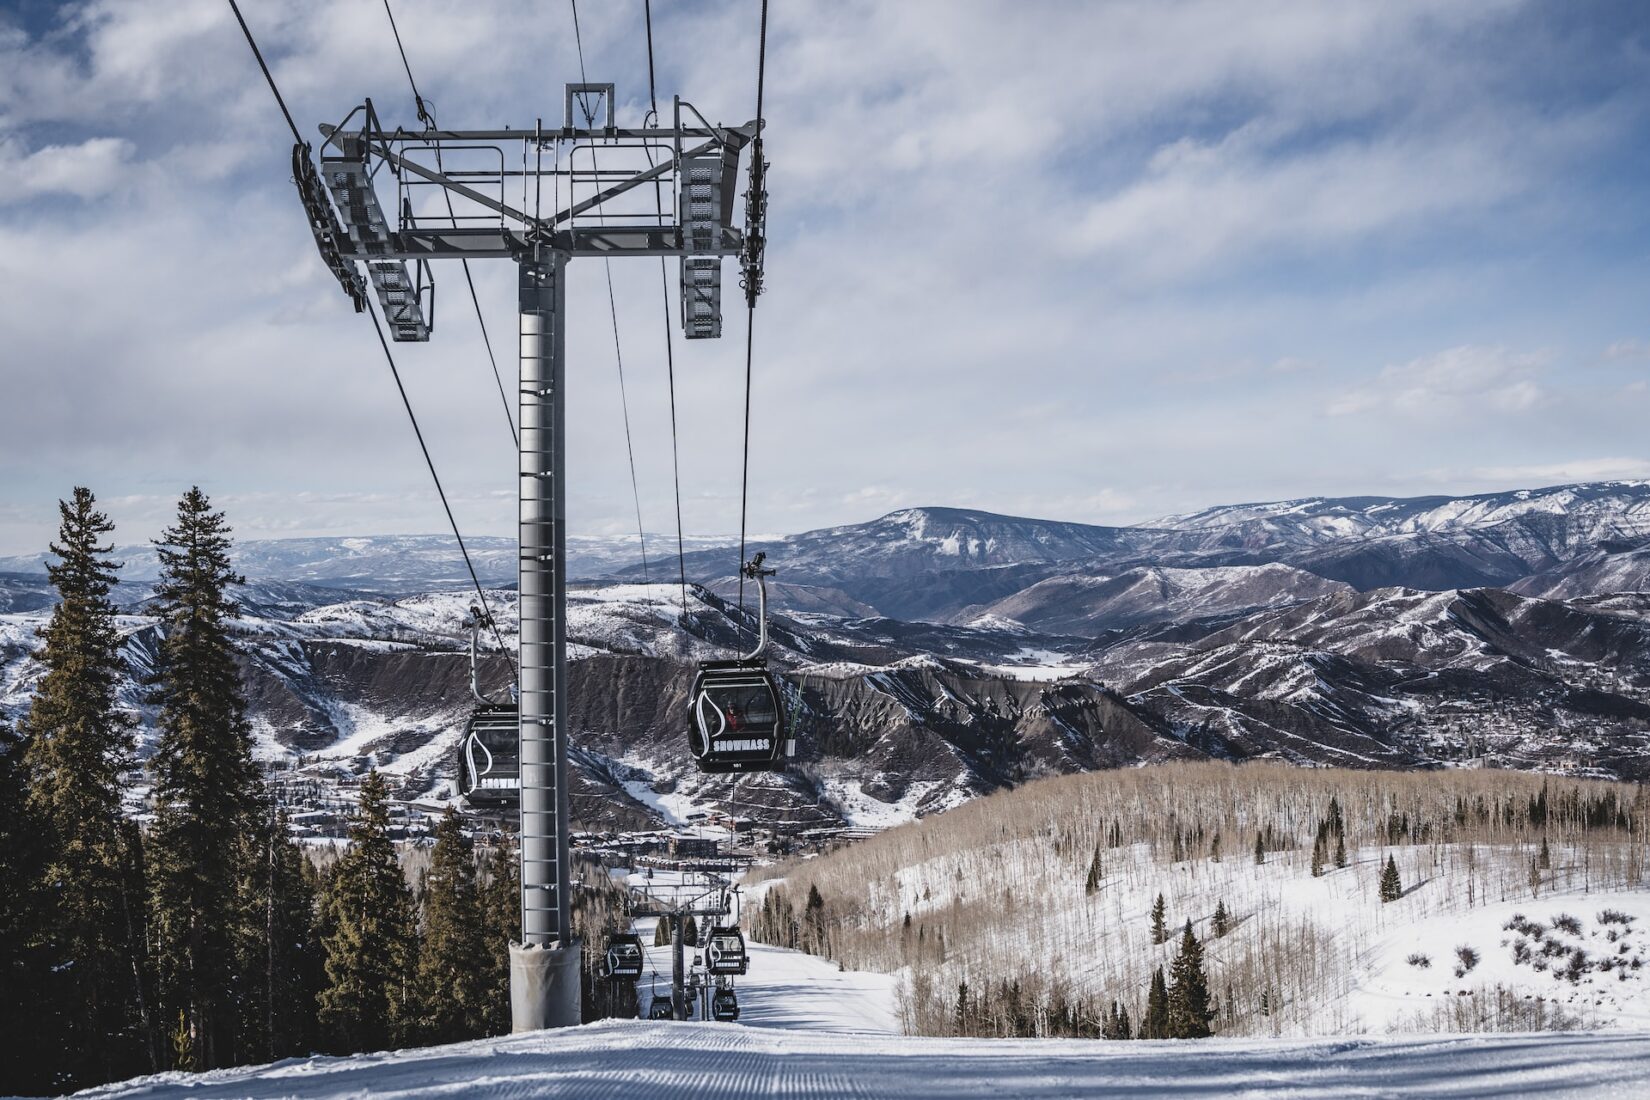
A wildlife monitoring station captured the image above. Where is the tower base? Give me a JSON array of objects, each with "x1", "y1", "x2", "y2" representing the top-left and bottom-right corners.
[{"x1": 510, "y1": 939, "x2": 582, "y2": 1032}]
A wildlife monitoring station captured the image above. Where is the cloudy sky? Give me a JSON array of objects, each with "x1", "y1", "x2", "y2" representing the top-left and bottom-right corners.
[{"x1": 1, "y1": 0, "x2": 1647, "y2": 555}]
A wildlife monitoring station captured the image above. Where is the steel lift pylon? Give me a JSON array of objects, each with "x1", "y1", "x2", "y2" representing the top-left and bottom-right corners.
[{"x1": 300, "y1": 85, "x2": 764, "y2": 1030}]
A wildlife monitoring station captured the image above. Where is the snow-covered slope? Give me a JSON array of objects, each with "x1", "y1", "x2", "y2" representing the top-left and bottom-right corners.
[
  {"x1": 970, "y1": 563, "x2": 1350, "y2": 633},
  {"x1": 1156, "y1": 481, "x2": 1650, "y2": 545},
  {"x1": 71, "y1": 1020, "x2": 1650, "y2": 1098}
]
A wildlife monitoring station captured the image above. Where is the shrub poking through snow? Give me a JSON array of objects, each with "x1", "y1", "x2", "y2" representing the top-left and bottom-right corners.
[
  {"x1": 1454, "y1": 945, "x2": 1480, "y2": 978},
  {"x1": 1599, "y1": 909, "x2": 1634, "y2": 926},
  {"x1": 1407, "y1": 953, "x2": 1431, "y2": 969},
  {"x1": 1552, "y1": 913, "x2": 1583, "y2": 937}
]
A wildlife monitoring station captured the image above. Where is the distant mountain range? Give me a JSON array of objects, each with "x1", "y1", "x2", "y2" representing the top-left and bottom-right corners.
[
  {"x1": 4, "y1": 480, "x2": 1649, "y2": 829},
  {"x1": 626, "y1": 480, "x2": 1650, "y2": 629},
  {"x1": 5, "y1": 481, "x2": 1646, "y2": 628}
]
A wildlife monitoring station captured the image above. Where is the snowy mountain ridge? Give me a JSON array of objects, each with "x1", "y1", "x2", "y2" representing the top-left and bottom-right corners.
[{"x1": 1154, "y1": 480, "x2": 1650, "y2": 545}]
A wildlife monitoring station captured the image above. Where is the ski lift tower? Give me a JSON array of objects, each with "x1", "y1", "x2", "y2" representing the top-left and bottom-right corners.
[{"x1": 297, "y1": 87, "x2": 765, "y2": 1030}]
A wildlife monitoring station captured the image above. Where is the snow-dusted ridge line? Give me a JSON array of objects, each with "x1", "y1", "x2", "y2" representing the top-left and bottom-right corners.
[{"x1": 71, "y1": 1020, "x2": 1650, "y2": 1099}]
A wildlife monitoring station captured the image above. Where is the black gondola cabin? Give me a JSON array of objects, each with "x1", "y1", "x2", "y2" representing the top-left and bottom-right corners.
[
  {"x1": 689, "y1": 660, "x2": 793, "y2": 773},
  {"x1": 456, "y1": 703, "x2": 518, "y2": 806},
  {"x1": 711, "y1": 988, "x2": 740, "y2": 1021},
  {"x1": 705, "y1": 926, "x2": 749, "y2": 976},
  {"x1": 603, "y1": 933, "x2": 644, "y2": 980}
]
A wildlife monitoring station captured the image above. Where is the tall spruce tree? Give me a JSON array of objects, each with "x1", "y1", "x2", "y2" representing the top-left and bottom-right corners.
[
  {"x1": 1379, "y1": 854, "x2": 1403, "y2": 902},
  {"x1": 1144, "y1": 966, "x2": 1169, "y2": 1039},
  {"x1": 319, "y1": 771, "x2": 417, "y2": 1053},
  {"x1": 1167, "y1": 921, "x2": 1214, "y2": 1038},
  {"x1": 1211, "y1": 898, "x2": 1230, "y2": 938},
  {"x1": 146, "y1": 488, "x2": 264, "y2": 1069},
  {"x1": 414, "y1": 809, "x2": 490, "y2": 1044},
  {"x1": 1085, "y1": 846, "x2": 1103, "y2": 896},
  {"x1": 1334, "y1": 832, "x2": 1348, "y2": 870},
  {"x1": 1150, "y1": 893, "x2": 1168, "y2": 945},
  {"x1": 21, "y1": 489, "x2": 156, "y2": 1087}
]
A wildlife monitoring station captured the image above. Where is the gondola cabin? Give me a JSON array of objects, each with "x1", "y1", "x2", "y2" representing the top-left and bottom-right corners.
[
  {"x1": 688, "y1": 660, "x2": 794, "y2": 773},
  {"x1": 648, "y1": 998, "x2": 674, "y2": 1020},
  {"x1": 705, "y1": 926, "x2": 749, "y2": 976},
  {"x1": 603, "y1": 933, "x2": 644, "y2": 980},
  {"x1": 711, "y1": 988, "x2": 740, "y2": 1022},
  {"x1": 456, "y1": 703, "x2": 518, "y2": 806}
]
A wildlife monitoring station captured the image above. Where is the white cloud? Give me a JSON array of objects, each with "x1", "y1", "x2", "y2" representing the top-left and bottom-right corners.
[
  {"x1": 1330, "y1": 346, "x2": 1548, "y2": 419},
  {"x1": 1602, "y1": 339, "x2": 1650, "y2": 362},
  {"x1": 0, "y1": 137, "x2": 134, "y2": 203},
  {"x1": 1464, "y1": 458, "x2": 1650, "y2": 485}
]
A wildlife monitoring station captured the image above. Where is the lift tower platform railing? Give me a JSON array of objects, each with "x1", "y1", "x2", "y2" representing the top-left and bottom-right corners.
[{"x1": 304, "y1": 87, "x2": 760, "y2": 1031}]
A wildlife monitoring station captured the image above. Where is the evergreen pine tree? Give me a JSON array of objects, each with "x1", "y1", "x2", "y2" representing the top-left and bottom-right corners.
[
  {"x1": 0, "y1": 718, "x2": 53, "y2": 1094},
  {"x1": 1116, "y1": 1000, "x2": 1132, "y2": 1040},
  {"x1": 479, "y1": 843, "x2": 519, "y2": 1036},
  {"x1": 1327, "y1": 795, "x2": 1344, "y2": 838},
  {"x1": 1539, "y1": 836, "x2": 1552, "y2": 870},
  {"x1": 230, "y1": 805, "x2": 321, "y2": 1063},
  {"x1": 1150, "y1": 893, "x2": 1168, "y2": 945},
  {"x1": 954, "y1": 980, "x2": 970, "y2": 1036},
  {"x1": 1334, "y1": 832, "x2": 1347, "y2": 870},
  {"x1": 318, "y1": 771, "x2": 417, "y2": 1054},
  {"x1": 1208, "y1": 832, "x2": 1221, "y2": 863},
  {"x1": 146, "y1": 488, "x2": 264, "y2": 1069},
  {"x1": 414, "y1": 809, "x2": 490, "y2": 1045},
  {"x1": 1104, "y1": 999, "x2": 1132, "y2": 1039},
  {"x1": 1085, "y1": 846, "x2": 1103, "y2": 896},
  {"x1": 1144, "y1": 966, "x2": 1169, "y2": 1039},
  {"x1": 804, "y1": 883, "x2": 827, "y2": 954},
  {"x1": 1211, "y1": 898, "x2": 1230, "y2": 938},
  {"x1": 21, "y1": 489, "x2": 156, "y2": 1086},
  {"x1": 1253, "y1": 832, "x2": 1265, "y2": 865},
  {"x1": 1379, "y1": 854, "x2": 1403, "y2": 902},
  {"x1": 1311, "y1": 832, "x2": 1325, "y2": 878},
  {"x1": 1167, "y1": 921, "x2": 1215, "y2": 1038}
]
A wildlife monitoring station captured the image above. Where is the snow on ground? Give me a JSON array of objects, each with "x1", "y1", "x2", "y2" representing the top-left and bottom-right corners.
[
  {"x1": 1352, "y1": 893, "x2": 1650, "y2": 1032},
  {"x1": 821, "y1": 778, "x2": 942, "y2": 829},
  {"x1": 864, "y1": 831, "x2": 1650, "y2": 1038},
  {"x1": 72, "y1": 1023, "x2": 1650, "y2": 1098},
  {"x1": 963, "y1": 646, "x2": 1085, "y2": 682},
  {"x1": 616, "y1": 758, "x2": 706, "y2": 826},
  {"x1": 621, "y1": 912, "x2": 903, "y2": 1035}
]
